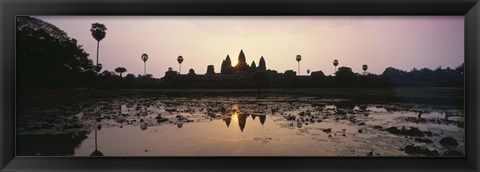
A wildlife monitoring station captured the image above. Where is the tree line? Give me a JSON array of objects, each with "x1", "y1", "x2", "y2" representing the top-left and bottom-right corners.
[{"x1": 16, "y1": 16, "x2": 464, "y2": 89}]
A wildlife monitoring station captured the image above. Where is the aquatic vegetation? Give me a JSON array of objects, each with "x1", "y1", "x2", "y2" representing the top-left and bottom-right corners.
[{"x1": 16, "y1": 89, "x2": 465, "y2": 156}]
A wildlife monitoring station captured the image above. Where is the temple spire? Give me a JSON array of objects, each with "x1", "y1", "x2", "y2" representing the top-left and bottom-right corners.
[
  {"x1": 258, "y1": 56, "x2": 266, "y2": 71},
  {"x1": 236, "y1": 49, "x2": 248, "y2": 71},
  {"x1": 238, "y1": 49, "x2": 246, "y2": 65},
  {"x1": 225, "y1": 54, "x2": 231, "y2": 67}
]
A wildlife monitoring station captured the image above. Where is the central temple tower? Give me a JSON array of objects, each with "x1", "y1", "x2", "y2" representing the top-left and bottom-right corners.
[{"x1": 235, "y1": 49, "x2": 249, "y2": 71}]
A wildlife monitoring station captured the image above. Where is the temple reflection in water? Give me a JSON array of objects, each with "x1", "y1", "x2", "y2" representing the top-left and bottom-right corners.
[{"x1": 223, "y1": 104, "x2": 266, "y2": 132}]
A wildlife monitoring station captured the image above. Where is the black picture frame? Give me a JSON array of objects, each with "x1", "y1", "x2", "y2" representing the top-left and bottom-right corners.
[{"x1": 1, "y1": 0, "x2": 479, "y2": 171}]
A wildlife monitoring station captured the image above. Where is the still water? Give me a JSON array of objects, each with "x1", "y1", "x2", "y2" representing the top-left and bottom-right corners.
[{"x1": 16, "y1": 94, "x2": 465, "y2": 156}]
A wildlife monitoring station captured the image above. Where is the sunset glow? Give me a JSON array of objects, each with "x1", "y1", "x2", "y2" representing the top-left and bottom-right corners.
[{"x1": 35, "y1": 16, "x2": 463, "y2": 77}]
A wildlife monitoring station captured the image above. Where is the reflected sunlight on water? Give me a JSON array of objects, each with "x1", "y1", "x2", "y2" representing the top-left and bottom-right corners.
[{"x1": 17, "y1": 94, "x2": 465, "y2": 157}]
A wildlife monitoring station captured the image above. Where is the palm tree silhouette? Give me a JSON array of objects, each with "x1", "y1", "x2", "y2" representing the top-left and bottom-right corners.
[
  {"x1": 114, "y1": 67, "x2": 127, "y2": 77},
  {"x1": 177, "y1": 56, "x2": 184, "y2": 74},
  {"x1": 93, "y1": 64, "x2": 103, "y2": 73},
  {"x1": 90, "y1": 23, "x2": 107, "y2": 71},
  {"x1": 362, "y1": 64, "x2": 368, "y2": 75},
  {"x1": 224, "y1": 117, "x2": 231, "y2": 128},
  {"x1": 141, "y1": 53, "x2": 149, "y2": 75},
  {"x1": 90, "y1": 124, "x2": 104, "y2": 156},
  {"x1": 333, "y1": 59, "x2": 339, "y2": 73},
  {"x1": 296, "y1": 55, "x2": 302, "y2": 75}
]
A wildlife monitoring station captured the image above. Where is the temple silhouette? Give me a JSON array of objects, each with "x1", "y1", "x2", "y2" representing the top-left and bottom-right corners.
[
  {"x1": 157, "y1": 49, "x2": 464, "y2": 89},
  {"x1": 162, "y1": 49, "x2": 309, "y2": 88},
  {"x1": 220, "y1": 49, "x2": 266, "y2": 75}
]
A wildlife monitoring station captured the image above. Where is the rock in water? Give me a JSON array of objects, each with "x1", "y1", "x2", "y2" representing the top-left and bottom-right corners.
[
  {"x1": 140, "y1": 122, "x2": 148, "y2": 130},
  {"x1": 322, "y1": 128, "x2": 332, "y2": 133},
  {"x1": 386, "y1": 126, "x2": 429, "y2": 137},
  {"x1": 404, "y1": 145, "x2": 439, "y2": 156},
  {"x1": 386, "y1": 127, "x2": 399, "y2": 134},
  {"x1": 439, "y1": 137, "x2": 459, "y2": 147}
]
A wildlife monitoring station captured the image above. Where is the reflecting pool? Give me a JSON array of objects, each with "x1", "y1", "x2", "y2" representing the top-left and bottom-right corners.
[{"x1": 16, "y1": 89, "x2": 465, "y2": 156}]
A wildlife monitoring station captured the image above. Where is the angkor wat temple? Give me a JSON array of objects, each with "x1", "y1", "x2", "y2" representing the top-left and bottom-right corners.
[
  {"x1": 162, "y1": 49, "x2": 309, "y2": 88},
  {"x1": 220, "y1": 49, "x2": 267, "y2": 75},
  {"x1": 159, "y1": 49, "x2": 464, "y2": 89}
]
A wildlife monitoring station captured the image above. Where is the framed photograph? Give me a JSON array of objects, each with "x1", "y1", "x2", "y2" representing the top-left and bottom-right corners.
[{"x1": 1, "y1": 0, "x2": 479, "y2": 171}]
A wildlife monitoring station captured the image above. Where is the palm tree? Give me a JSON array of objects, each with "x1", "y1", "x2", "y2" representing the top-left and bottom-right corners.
[
  {"x1": 114, "y1": 67, "x2": 127, "y2": 77},
  {"x1": 296, "y1": 55, "x2": 302, "y2": 75},
  {"x1": 362, "y1": 64, "x2": 368, "y2": 75},
  {"x1": 333, "y1": 59, "x2": 339, "y2": 72},
  {"x1": 90, "y1": 123, "x2": 103, "y2": 156},
  {"x1": 90, "y1": 23, "x2": 107, "y2": 70},
  {"x1": 93, "y1": 63, "x2": 102, "y2": 73},
  {"x1": 141, "y1": 53, "x2": 149, "y2": 75},
  {"x1": 177, "y1": 55, "x2": 184, "y2": 74}
]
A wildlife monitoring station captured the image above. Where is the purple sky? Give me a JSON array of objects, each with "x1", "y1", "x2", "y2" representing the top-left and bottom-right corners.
[{"x1": 35, "y1": 16, "x2": 464, "y2": 77}]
